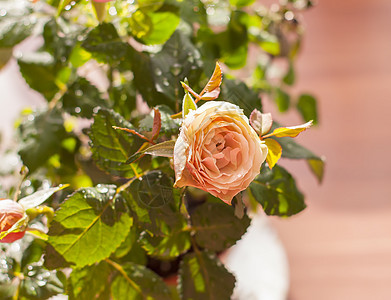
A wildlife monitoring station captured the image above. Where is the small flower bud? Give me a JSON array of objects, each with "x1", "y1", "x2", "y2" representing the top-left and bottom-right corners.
[{"x1": 0, "y1": 199, "x2": 26, "y2": 243}]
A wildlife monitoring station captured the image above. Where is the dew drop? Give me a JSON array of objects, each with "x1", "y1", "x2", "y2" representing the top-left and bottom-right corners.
[
  {"x1": 109, "y1": 7, "x2": 117, "y2": 16},
  {"x1": 162, "y1": 78, "x2": 169, "y2": 86},
  {"x1": 64, "y1": 4, "x2": 71, "y2": 10},
  {"x1": 74, "y1": 107, "x2": 81, "y2": 114},
  {"x1": 0, "y1": 9, "x2": 7, "y2": 17},
  {"x1": 37, "y1": 280, "x2": 46, "y2": 287},
  {"x1": 155, "y1": 69, "x2": 162, "y2": 76},
  {"x1": 170, "y1": 64, "x2": 182, "y2": 76}
]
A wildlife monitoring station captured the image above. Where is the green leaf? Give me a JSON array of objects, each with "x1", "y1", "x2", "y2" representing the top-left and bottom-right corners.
[
  {"x1": 307, "y1": 158, "x2": 325, "y2": 184},
  {"x1": 179, "y1": 251, "x2": 235, "y2": 300},
  {"x1": 283, "y1": 61, "x2": 295, "y2": 85},
  {"x1": 62, "y1": 77, "x2": 107, "y2": 118},
  {"x1": 68, "y1": 261, "x2": 111, "y2": 300},
  {"x1": 17, "y1": 52, "x2": 60, "y2": 101},
  {"x1": 275, "y1": 87, "x2": 290, "y2": 112},
  {"x1": 229, "y1": 0, "x2": 255, "y2": 8},
  {"x1": 47, "y1": 185, "x2": 132, "y2": 268},
  {"x1": 144, "y1": 140, "x2": 176, "y2": 157},
  {"x1": 128, "y1": 10, "x2": 153, "y2": 39},
  {"x1": 111, "y1": 262, "x2": 172, "y2": 300},
  {"x1": 138, "y1": 0, "x2": 164, "y2": 12},
  {"x1": 142, "y1": 11, "x2": 180, "y2": 45},
  {"x1": 18, "y1": 109, "x2": 67, "y2": 173},
  {"x1": 0, "y1": 15, "x2": 36, "y2": 47},
  {"x1": 259, "y1": 32, "x2": 280, "y2": 56},
  {"x1": 18, "y1": 185, "x2": 68, "y2": 210},
  {"x1": 249, "y1": 165, "x2": 306, "y2": 216},
  {"x1": 147, "y1": 10, "x2": 180, "y2": 41},
  {"x1": 182, "y1": 91, "x2": 197, "y2": 118},
  {"x1": 191, "y1": 202, "x2": 251, "y2": 252},
  {"x1": 69, "y1": 44, "x2": 92, "y2": 68},
  {"x1": 124, "y1": 171, "x2": 187, "y2": 236},
  {"x1": 139, "y1": 229, "x2": 191, "y2": 259},
  {"x1": 82, "y1": 23, "x2": 132, "y2": 68},
  {"x1": 297, "y1": 93, "x2": 318, "y2": 125},
  {"x1": 222, "y1": 79, "x2": 261, "y2": 116},
  {"x1": 132, "y1": 31, "x2": 203, "y2": 110},
  {"x1": 89, "y1": 108, "x2": 145, "y2": 177},
  {"x1": 113, "y1": 227, "x2": 139, "y2": 259},
  {"x1": 42, "y1": 18, "x2": 82, "y2": 65}
]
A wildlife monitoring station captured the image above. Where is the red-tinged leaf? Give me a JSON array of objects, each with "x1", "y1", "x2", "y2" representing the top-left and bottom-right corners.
[
  {"x1": 263, "y1": 121, "x2": 313, "y2": 138},
  {"x1": 250, "y1": 109, "x2": 273, "y2": 136},
  {"x1": 151, "y1": 108, "x2": 161, "y2": 141},
  {"x1": 200, "y1": 62, "x2": 222, "y2": 96},
  {"x1": 264, "y1": 138, "x2": 282, "y2": 169},
  {"x1": 112, "y1": 126, "x2": 153, "y2": 143},
  {"x1": 91, "y1": 1, "x2": 106, "y2": 23},
  {"x1": 180, "y1": 81, "x2": 200, "y2": 100},
  {"x1": 200, "y1": 87, "x2": 220, "y2": 101}
]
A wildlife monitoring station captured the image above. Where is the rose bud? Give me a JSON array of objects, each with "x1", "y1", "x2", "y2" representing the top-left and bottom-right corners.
[
  {"x1": 0, "y1": 199, "x2": 26, "y2": 243},
  {"x1": 174, "y1": 101, "x2": 268, "y2": 204}
]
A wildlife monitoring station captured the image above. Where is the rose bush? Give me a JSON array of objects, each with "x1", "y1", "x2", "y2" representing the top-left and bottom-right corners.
[
  {"x1": 0, "y1": 199, "x2": 26, "y2": 243},
  {"x1": 174, "y1": 101, "x2": 268, "y2": 204}
]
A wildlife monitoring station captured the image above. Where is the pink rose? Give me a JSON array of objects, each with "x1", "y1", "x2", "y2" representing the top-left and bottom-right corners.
[
  {"x1": 174, "y1": 101, "x2": 268, "y2": 204},
  {"x1": 0, "y1": 200, "x2": 26, "y2": 243}
]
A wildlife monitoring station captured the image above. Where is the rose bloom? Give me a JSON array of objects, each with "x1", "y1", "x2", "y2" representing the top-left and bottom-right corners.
[
  {"x1": 174, "y1": 101, "x2": 268, "y2": 204},
  {"x1": 0, "y1": 199, "x2": 26, "y2": 243}
]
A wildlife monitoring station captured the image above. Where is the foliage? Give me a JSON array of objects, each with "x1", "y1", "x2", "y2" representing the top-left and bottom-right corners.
[{"x1": 0, "y1": 0, "x2": 322, "y2": 298}]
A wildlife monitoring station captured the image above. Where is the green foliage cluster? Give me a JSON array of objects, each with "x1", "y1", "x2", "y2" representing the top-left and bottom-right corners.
[{"x1": 0, "y1": 0, "x2": 323, "y2": 298}]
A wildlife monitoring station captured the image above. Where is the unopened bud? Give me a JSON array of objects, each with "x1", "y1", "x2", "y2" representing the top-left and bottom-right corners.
[{"x1": 0, "y1": 199, "x2": 26, "y2": 243}]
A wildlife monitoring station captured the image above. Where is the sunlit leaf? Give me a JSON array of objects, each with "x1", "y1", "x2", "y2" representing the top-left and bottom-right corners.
[
  {"x1": 142, "y1": 11, "x2": 180, "y2": 45},
  {"x1": 47, "y1": 185, "x2": 132, "y2": 268},
  {"x1": 264, "y1": 121, "x2": 313, "y2": 138},
  {"x1": 182, "y1": 91, "x2": 197, "y2": 118},
  {"x1": 264, "y1": 138, "x2": 282, "y2": 169}
]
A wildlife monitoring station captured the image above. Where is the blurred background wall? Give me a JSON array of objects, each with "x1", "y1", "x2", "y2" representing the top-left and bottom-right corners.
[{"x1": 270, "y1": 0, "x2": 391, "y2": 299}]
